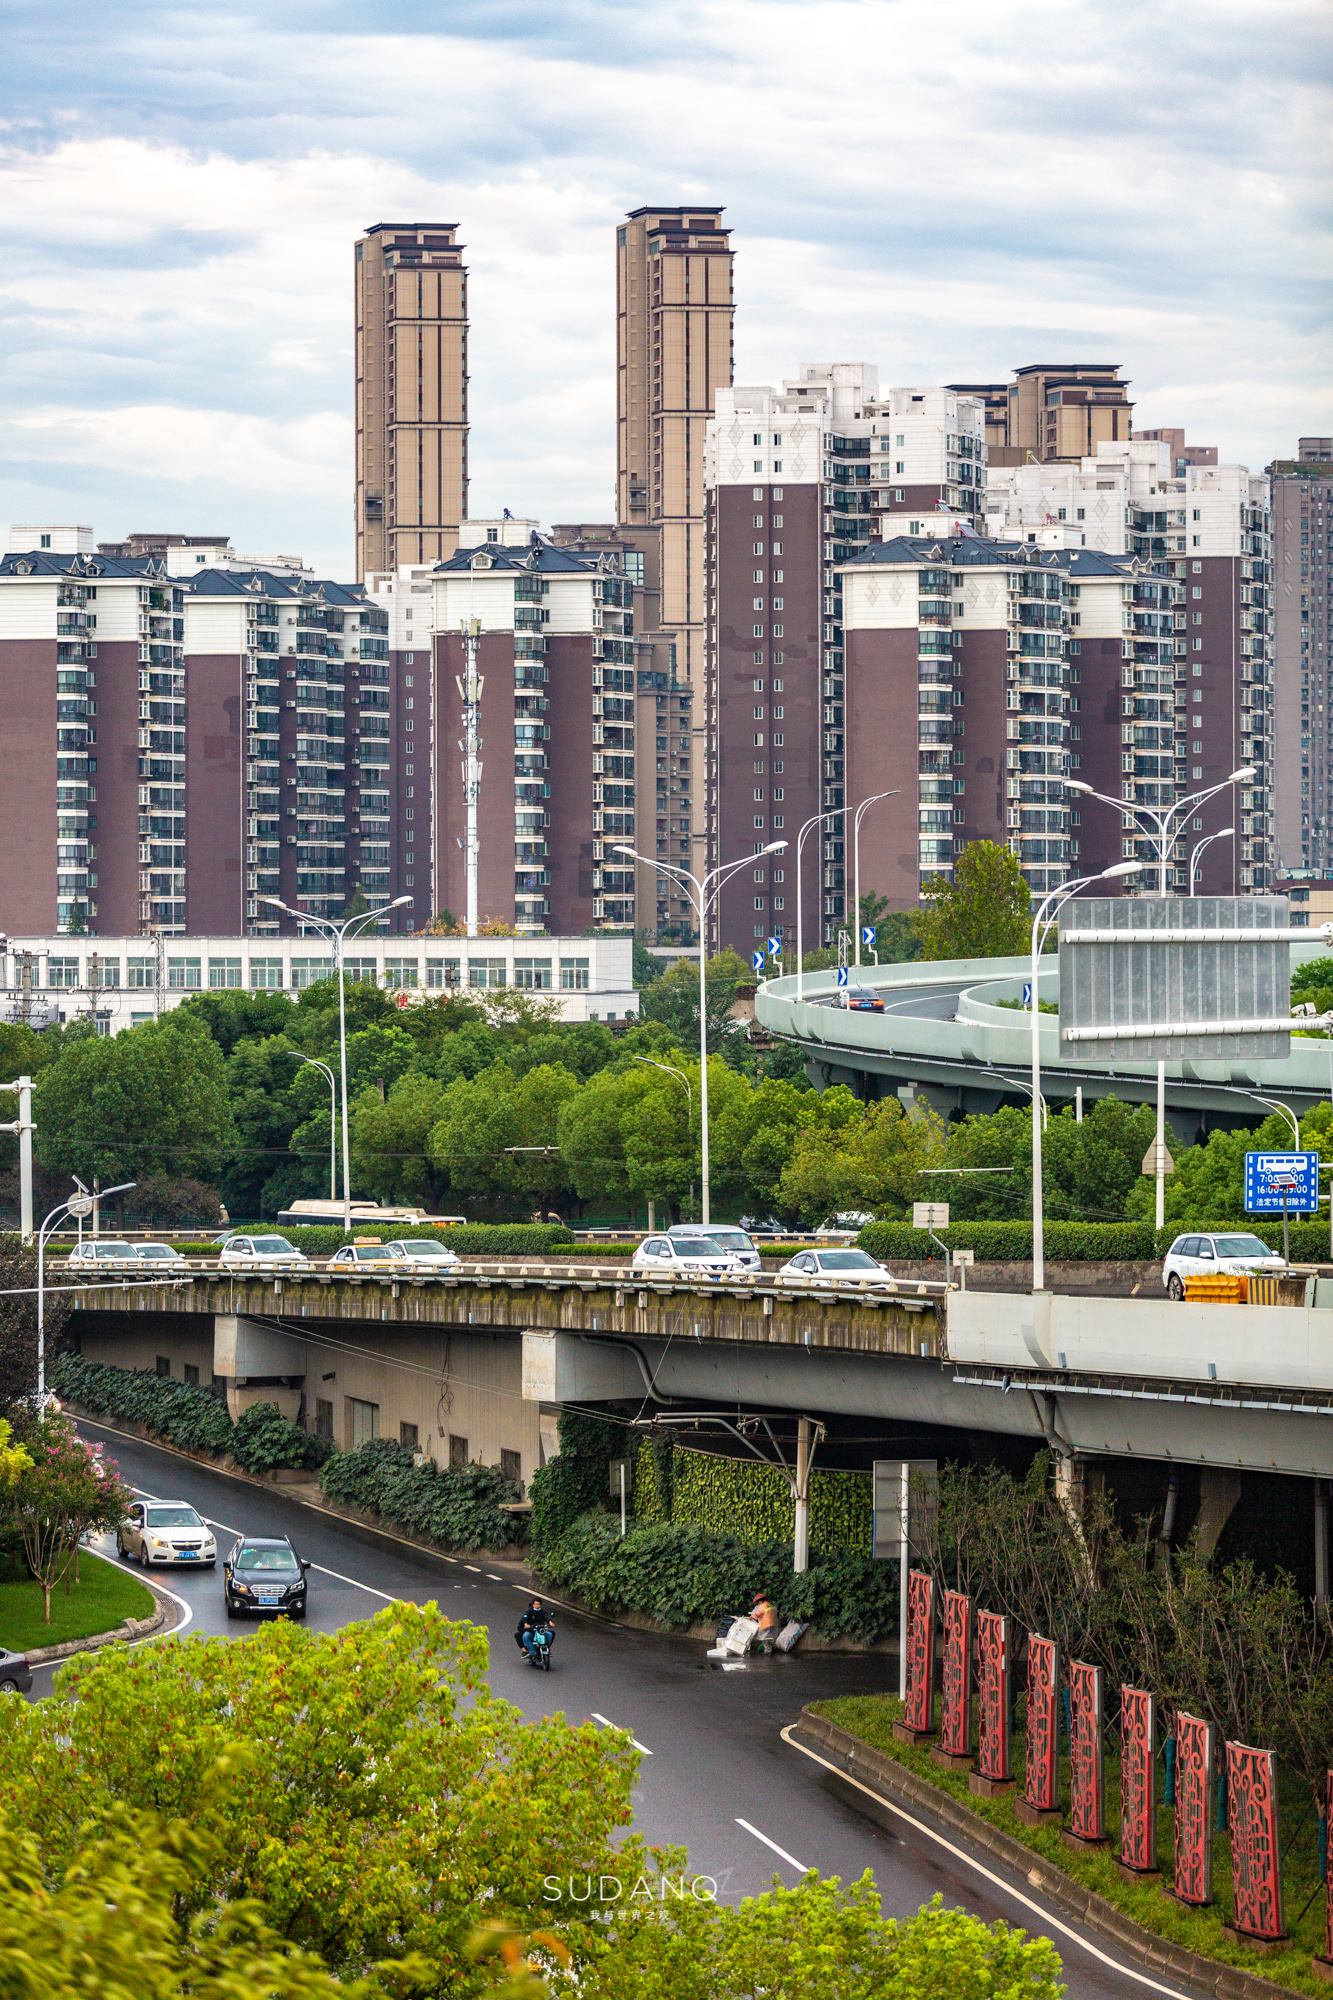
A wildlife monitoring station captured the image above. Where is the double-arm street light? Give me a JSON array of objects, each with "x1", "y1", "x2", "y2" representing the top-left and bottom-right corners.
[
  {"x1": 1066, "y1": 767, "x2": 1255, "y2": 898},
  {"x1": 260, "y1": 897, "x2": 413, "y2": 1230},
  {"x1": 612, "y1": 843, "x2": 787, "y2": 1225},
  {"x1": 286, "y1": 1052, "x2": 339, "y2": 1202},
  {"x1": 1030, "y1": 863, "x2": 1143, "y2": 1291},
  {"x1": 852, "y1": 790, "x2": 899, "y2": 969},
  {"x1": 38, "y1": 1180, "x2": 135, "y2": 1400},
  {"x1": 795, "y1": 808, "x2": 841, "y2": 1002},
  {"x1": 1189, "y1": 826, "x2": 1235, "y2": 896}
]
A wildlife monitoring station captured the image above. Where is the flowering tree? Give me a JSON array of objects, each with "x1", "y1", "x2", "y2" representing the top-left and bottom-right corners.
[{"x1": 4, "y1": 1414, "x2": 132, "y2": 1621}]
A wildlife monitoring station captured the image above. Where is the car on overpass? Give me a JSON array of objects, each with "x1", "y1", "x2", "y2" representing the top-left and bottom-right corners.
[
  {"x1": 839, "y1": 986, "x2": 885, "y2": 1013},
  {"x1": 218, "y1": 1234, "x2": 312, "y2": 1273},
  {"x1": 329, "y1": 1240, "x2": 462, "y2": 1274},
  {"x1": 382, "y1": 1238, "x2": 464, "y2": 1270},
  {"x1": 668, "y1": 1223, "x2": 761, "y2": 1272},
  {"x1": 66, "y1": 1240, "x2": 186, "y2": 1271},
  {"x1": 1161, "y1": 1231, "x2": 1287, "y2": 1300},
  {"x1": 631, "y1": 1235, "x2": 748, "y2": 1276},
  {"x1": 778, "y1": 1246, "x2": 893, "y2": 1288}
]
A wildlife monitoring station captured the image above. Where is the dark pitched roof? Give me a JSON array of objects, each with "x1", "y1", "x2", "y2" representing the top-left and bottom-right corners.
[
  {"x1": 840, "y1": 535, "x2": 1144, "y2": 577},
  {"x1": 433, "y1": 531, "x2": 614, "y2": 577},
  {"x1": 0, "y1": 550, "x2": 168, "y2": 579}
]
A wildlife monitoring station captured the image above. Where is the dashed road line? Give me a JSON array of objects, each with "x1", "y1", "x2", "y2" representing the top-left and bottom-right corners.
[{"x1": 735, "y1": 1818, "x2": 808, "y2": 1872}]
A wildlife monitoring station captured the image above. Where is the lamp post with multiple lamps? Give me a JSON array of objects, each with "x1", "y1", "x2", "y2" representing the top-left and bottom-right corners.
[
  {"x1": 1030, "y1": 862, "x2": 1144, "y2": 1292},
  {"x1": 611, "y1": 844, "x2": 787, "y2": 1226},
  {"x1": 1065, "y1": 767, "x2": 1256, "y2": 898},
  {"x1": 1189, "y1": 826, "x2": 1235, "y2": 896},
  {"x1": 851, "y1": 790, "x2": 899, "y2": 970},
  {"x1": 260, "y1": 897, "x2": 413, "y2": 1231},
  {"x1": 38, "y1": 1181, "x2": 135, "y2": 1400},
  {"x1": 285, "y1": 1051, "x2": 340, "y2": 1203}
]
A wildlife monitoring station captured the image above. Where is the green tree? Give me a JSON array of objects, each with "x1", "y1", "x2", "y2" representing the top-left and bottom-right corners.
[
  {"x1": 342, "y1": 886, "x2": 371, "y2": 919},
  {"x1": 32, "y1": 1013, "x2": 235, "y2": 1189},
  {"x1": 430, "y1": 1064, "x2": 582, "y2": 1217},
  {"x1": 709, "y1": 1077, "x2": 822, "y2": 1216},
  {"x1": 4, "y1": 1414, "x2": 132, "y2": 1621},
  {"x1": 557, "y1": 1054, "x2": 748, "y2": 1219},
  {"x1": 0, "y1": 1232, "x2": 71, "y2": 1411},
  {"x1": 65, "y1": 903, "x2": 87, "y2": 935},
  {"x1": 914, "y1": 840, "x2": 1031, "y2": 961},
  {"x1": 353, "y1": 1072, "x2": 450, "y2": 1208},
  {"x1": 640, "y1": 951, "x2": 748, "y2": 1056},
  {"x1": 775, "y1": 1090, "x2": 945, "y2": 1226},
  {"x1": 221, "y1": 1033, "x2": 309, "y2": 1218},
  {"x1": 857, "y1": 891, "x2": 923, "y2": 966},
  {"x1": 179, "y1": 987, "x2": 296, "y2": 1057},
  {"x1": 1124, "y1": 1105, "x2": 1324, "y2": 1225}
]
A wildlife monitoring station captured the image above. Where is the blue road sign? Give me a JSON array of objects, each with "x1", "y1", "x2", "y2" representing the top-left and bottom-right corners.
[
  {"x1": 1023, "y1": 982, "x2": 1033, "y2": 1005},
  {"x1": 751, "y1": 950, "x2": 764, "y2": 972},
  {"x1": 862, "y1": 926, "x2": 876, "y2": 946},
  {"x1": 836, "y1": 967, "x2": 849, "y2": 987},
  {"x1": 1244, "y1": 1150, "x2": 1319, "y2": 1214},
  {"x1": 767, "y1": 936, "x2": 782, "y2": 957}
]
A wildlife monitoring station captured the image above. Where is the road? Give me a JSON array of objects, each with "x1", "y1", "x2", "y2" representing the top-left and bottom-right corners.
[{"x1": 38, "y1": 1421, "x2": 1205, "y2": 2000}]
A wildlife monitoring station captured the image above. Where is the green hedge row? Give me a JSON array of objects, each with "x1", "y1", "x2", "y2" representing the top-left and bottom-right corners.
[
  {"x1": 52, "y1": 1354, "x2": 331, "y2": 1473},
  {"x1": 662, "y1": 1442, "x2": 872, "y2": 1556},
  {"x1": 1153, "y1": 1220, "x2": 1332, "y2": 1260},
  {"x1": 260, "y1": 1222, "x2": 576, "y2": 1257},
  {"x1": 857, "y1": 1219, "x2": 1157, "y2": 1262},
  {"x1": 318, "y1": 1437, "x2": 526, "y2": 1551},
  {"x1": 536, "y1": 1510, "x2": 897, "y2": 1643}
]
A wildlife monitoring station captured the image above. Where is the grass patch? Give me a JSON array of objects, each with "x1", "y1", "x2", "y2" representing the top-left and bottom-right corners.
[
  {"x1": 812, "y1": 1693, "x2": 1329, "y2": 1996},
  {"x1": 0, "y1": 1549, "x2": 155, "y2": 1654}
]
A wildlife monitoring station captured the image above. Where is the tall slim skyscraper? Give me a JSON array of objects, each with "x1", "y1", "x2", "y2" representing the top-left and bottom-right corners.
[
  {"x1": 1271, "y1": 438, "x2": 1333, "y2": 872},
  {"x1": 354, "y1": 224, "x2": 469, "y2": 581}
]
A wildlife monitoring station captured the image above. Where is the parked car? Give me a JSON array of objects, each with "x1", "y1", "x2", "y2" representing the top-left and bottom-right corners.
[
  {"x1": 223, "y1": 1535, "x2": 311, "y2": 1618},
  {"x1": 117, "y1": 1499, "x2": 217, "y2": 1568},
  {"x1": 779, "y1": 1247, "x2": 893, "y2": 1286},
  {"x1": 382, "y1": 1238, "x2": 463, "y2": 1271},
  {"x1": 0, "y1": 1647, "x2": 33, "y2": 1695},
  {"x1": 668, "y1": 1223, "x2": 761, "y2": 1272},
  {"x1": 631, "y1": 1235, "x2": 747, "y2": 1276},
  {"x1": 839, "y1": 986, "x2": 885, "y2": 1012},
  {"x1": 66, "y1": 1240, "x2": 185, "y2": 1269},
  {"x1": 1161, "y1": 1232, "x2": 1286, "y2": 1301},
  {"x1": 218, "y1": 1234, "x2": 311, "y2": 1271}
]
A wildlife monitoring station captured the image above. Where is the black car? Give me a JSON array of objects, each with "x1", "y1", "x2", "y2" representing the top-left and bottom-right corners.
[
  {"x1": 0, "y1": 1646, "x2": 33, "y2": 1694},
  {"x1": 840, "y1": 987, "x2": 885, "y2": 1012},
  {"x1": 223, "y1": 1535, "x2": 311, "y2": 1619}
]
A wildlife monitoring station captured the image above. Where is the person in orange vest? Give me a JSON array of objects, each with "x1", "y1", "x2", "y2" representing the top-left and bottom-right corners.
[{"x1": 751, "y1": 1591, "x2": 778, "y2": 1653}]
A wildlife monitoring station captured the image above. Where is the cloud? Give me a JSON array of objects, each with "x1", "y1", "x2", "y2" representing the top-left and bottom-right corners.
[{"x1": 0, "y1": 0, "x2": 1328, "y2": 575}]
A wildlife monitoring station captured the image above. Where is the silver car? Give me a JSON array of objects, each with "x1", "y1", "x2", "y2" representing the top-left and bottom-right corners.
[
  {"x1": 118, "y1": 1499, "x2": 217, "y2": 1568},
  {"x1": 218, "y1": 1233, "x2": 311, "y2": 1272},
  {"x1": 779, "y1": 1247, "x2": 893, "y2": 1287},
  {"x1": 667, "y1": 1224, "x2": 760, "y2": 1272},
  {"x1": 631, "y1": 1235, "x2": 745, "y2": 1276},
  {"x1": 67, "y1": 1239, "x2": 185, "y2": 1270}
]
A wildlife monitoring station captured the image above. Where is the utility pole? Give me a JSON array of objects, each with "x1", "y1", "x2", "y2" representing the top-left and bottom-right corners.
[{"x1": 456, "y1": 617, "x2": 483, "y2": 939}]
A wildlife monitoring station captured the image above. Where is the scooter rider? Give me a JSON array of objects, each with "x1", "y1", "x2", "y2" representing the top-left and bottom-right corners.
[{"x1": 516, "y1": 1597, "x2": 554, "y2": 1659}]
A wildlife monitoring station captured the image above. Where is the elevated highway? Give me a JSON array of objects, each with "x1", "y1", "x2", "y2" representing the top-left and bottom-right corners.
[{"x1": 754, "y1": 947, "x2": 1333, "y2": 1138}]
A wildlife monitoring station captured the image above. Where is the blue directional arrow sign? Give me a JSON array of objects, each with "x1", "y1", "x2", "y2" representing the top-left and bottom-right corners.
[
  {"x1": 752, "y1": 950, "x2": 765, "y2": 973},
  {"x1": 1244, "y1": 1151, "x2": 1319, "y2": 1214},
  {"x1": 1023, "y1": 982, "x2": 1033, "y2": 1006},
  {"x1": 767, "y1": 936, "x2": 782, "y2": 957},
  {"x1": 861, "y1": 926, "x2": 876, "y2": 947},
  {"x1": 836, "y1": 967, "x2": 849, "y2": 987}
]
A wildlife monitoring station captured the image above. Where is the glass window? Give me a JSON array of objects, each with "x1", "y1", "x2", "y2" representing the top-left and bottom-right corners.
[
  {"x1": 513, "y1": 958, "x2": 553, "y2": 990},
  {"x1": 467, "y1": 959, "x2": 508, "y2": 989},
  {"x1": 127, "y1": 958, "x2": 155, "y2": 990},
  {"x1": 167, "y1": 957, "x2": 201, "y2": 990},
  {"x1": 47, "y1": 957, "x2": 80, "y2": 989},
  {"x1": 426, "y1": 959, "x2": 460, "y2": 990},
  {"x1": 383, "y1": 959, "x2": 419, "y2": 989},
  {"x1": 1213, "y1": 1235, "x2": 1274, "y2": 1259},
  {"x1": 93, "y1": 960, "x2": 121, "y2": 989},
  {"x1": 349, "y1": 1399, "x2": 380, "y2": 1448},
  {"x1": 235, "y1": 1545, "x2": 300, "y2": 1572},
  {"x1": 289, "y1": 958, "x2": 333, "y2": 990},
  {"x1": 560, "y1": 957, "x2": 590, "y2": 991},
  {"x1": 249, "y1": 958, "x2": 284, "y2": 990},
  {"x1": 209, "y1": 958, "x2": 242, "y2": 989},
  {"x1": 343, "y1": 958, "x2": 380, "y2": 984},
  {"x1": 145, "y1": 1505, "x2": 202, "y2": 1529}
]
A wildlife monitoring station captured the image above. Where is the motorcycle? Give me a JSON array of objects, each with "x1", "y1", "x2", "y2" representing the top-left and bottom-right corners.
[{"x1": 526, "y1": 1622, "x2": 554, "y2": 1670}]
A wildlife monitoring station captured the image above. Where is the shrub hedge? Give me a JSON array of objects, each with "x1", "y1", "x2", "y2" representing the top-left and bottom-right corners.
[
  {"x1": 656, "y1": 1440, "x2": 872, "y2": 1555},
  {"x1": 530, "y1": 1409, "x2": 624, "y2": 1550},
  {"x1": 247, "y1": 1222, "x2": 576, "y2": 1257},
  {"x1": 536, "y1": 1510, "x2": 897, "y2": 1643},
  {"x1": 858, "y1": 1219, "x2": 1156, "y2": 1262},
  {"x1": 318, "y1": 1436, "x2": 527, "y2": 1550},
  {"x1": 52, "y1": 1354, "x2": 330, "y2": 1472}
]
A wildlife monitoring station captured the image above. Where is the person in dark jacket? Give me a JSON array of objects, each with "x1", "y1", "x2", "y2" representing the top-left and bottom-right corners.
[{"x1": 516, "y1": 1597, "x2": 553, "y2": 1658}]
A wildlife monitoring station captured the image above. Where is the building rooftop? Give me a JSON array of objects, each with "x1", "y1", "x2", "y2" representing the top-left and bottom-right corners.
[{"x1": 433, "y1": 532, "x2": 615, "y2": 576}]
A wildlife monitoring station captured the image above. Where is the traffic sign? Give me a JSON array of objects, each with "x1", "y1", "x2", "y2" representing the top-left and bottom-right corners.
[
  {"x1": 862, "y1": 926, "x2": 876, "y2": 947},
  {"x1": 912, "y1": 1202, "x2": 950, "y2": 1229},
  {"x1": 1023, "y1": 982, "x2": 1032, "y2": 1006},
  {"x1": 767, "y1": 936, "x2": 782, "y2": 957},
  {"x1": 1141, "y1": 1141, "x2": 1175, "y2": 1177},
  {"x1": 1244, "y1": 1150, "x2": 1319, "y2": 1214},
  {"x1": 751, "y1": 950, "x2": 764, "y2": 973},
  {"x1": 836, "y1": 966, "x2": 849, "y2": 987}
]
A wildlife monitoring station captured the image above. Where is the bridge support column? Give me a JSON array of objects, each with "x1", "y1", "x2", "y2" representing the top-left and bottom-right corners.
[
  {"x1": 1316, "y1": 1479, "x2": 1328, "y2": 1616},
  {"x1": 1195, "y1": 1467, "x2": 1243, "y2": 1561},
  {"x1": 794, "y1": 1417, "x2": 811, "y2": 1574}
]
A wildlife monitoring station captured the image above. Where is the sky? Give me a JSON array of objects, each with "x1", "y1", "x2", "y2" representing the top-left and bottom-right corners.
[{"x1": 1, "y1": 0, "x2": 1329, "y2": 579}]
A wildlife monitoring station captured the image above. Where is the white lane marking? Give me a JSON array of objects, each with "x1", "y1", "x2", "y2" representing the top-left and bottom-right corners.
[
  {"x1": 736, "y1": 1817, "x2": 809, "y2": 1873},
  {"x1": 591, "y1": 1712, "x2": 653, "y2": 1755},
  {"x1": 780, "y1": 1726, "x2": 1193, "y2": 1998},
  {"x1": 486, "y1": 1573, "x2": 502, "y2": 1580},
  {"x1": 464, "y1": 1564, "x2": 481, "y2": 1571}
]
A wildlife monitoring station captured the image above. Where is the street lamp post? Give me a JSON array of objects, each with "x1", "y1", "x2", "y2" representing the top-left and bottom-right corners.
[
  {"x1": 1188, "y1": 826, "x2": 1235, "y2": 896},
  {"x1": 612, "y1": 842, "x2": 787, "y2": 1225},
  {"x1": 851, "y1": 790, "x2": 899, "y2": 969},
  {"x1": 38, "y1": 1181, "x2": 134, "y2": 1400},
  {"x1": 630, "y1": 1055, "x2": 692, "y2": 1229},
  {"x1": 1067, "y1": 767, "x2": 1255, "y2": 899},
  {"x1": 1030, "y1": 863, "x2": 1143, "y2": 1292},
  {"x1": 260, "y1": 897, "x2": 413, "y2": 1231},
  {"x1": 287, "y1": 1052, "x2": 339, "y2": 1203},
  {"x1": 795, "y1": 808, "x2": 842, "y2": 1003}
]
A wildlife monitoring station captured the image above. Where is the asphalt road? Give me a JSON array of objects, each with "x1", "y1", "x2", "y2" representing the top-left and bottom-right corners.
[
  {"x1": 812, "y1": 979, "x2": 965, "y2": 1020},
  {"x1": 37, "y1": 1421, "x2": 1206, "y2": 2000}
]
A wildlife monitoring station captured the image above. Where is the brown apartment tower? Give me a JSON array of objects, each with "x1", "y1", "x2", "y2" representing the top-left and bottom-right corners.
[{"x1": 354, "y1": 224, "x2": 468, "y2": 580}]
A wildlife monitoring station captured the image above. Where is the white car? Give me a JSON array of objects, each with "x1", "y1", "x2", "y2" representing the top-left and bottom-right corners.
[
  {"x1": 779, "y1": 1247, "x2": 893, "y2": 1286},
  {"x1": 66, "y1": 1240, "x2": 185, "y2": 1270},
  {"x1": 383, "y1": 1238, "x2": 463, "y2": 1271},
  {"x1": 117, "y1": 1499, "x2": 216, "y2": 1568},
  {"x1": 631, "y1": 1235, "x2": 747, "y2": 1276},
  {"x1": 328, "y1": 1240, "x2": 461, "y2": 1275},
  {"x1": 667, "y1": 1224, "x2": 761, "y2": 1272},
  {"x1": 217, "y1": 1233, "x2": 311, "y2": 1272},
  {"x1": 1161, "y1": 1231, "x2": 1285, "y2": 1300}
]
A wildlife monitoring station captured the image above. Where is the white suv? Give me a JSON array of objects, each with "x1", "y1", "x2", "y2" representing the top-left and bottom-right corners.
[
  {"x1": 67, "y1": 1240, "x2": 185, "y2": 1270},
  {"x1": 631, "y1": 1235, "x2": 746, "y2": 1276},
  {"x1": 1161, "y1": 1231, "x2": 1285, "y2": 1300},
  {"x1": 667, "y1": 1225, "x2": 760, "y2": 1272},
  {"x1": 218, "y1": 1234, "x2": 311, "y2": 1272}
]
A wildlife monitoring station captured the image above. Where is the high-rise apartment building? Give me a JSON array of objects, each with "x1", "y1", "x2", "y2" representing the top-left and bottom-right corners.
[
  {"x1": 955, "y1": 364, "x2": 1134, "y2": 468},
  {"x1": 354, "y1": 223, "x2": 468, "y2": 580},
  {"x1": 705, "y1": 369, "x2": 987, "y2": 951},
  {"x1": 1134, "y1": 428, "x2": 1218, "y2": 477},
  {"x1": 1271, "y1": 439, "x2": 1333, "y2": 873}
]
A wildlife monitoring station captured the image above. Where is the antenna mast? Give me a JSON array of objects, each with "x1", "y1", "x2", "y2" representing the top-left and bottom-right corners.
[{"x1": 456, "y1": 617, "x2": 483, "y2": 938}]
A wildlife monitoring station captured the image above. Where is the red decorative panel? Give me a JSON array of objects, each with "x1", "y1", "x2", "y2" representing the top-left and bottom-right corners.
[
  {"x1": 1025, "y1": 1634, "x2": 1060, "y2": 1813},
  {"x1": 904, "y1": 1569, "x2": 936, "y2": 1733},
  {"x1": 1173, "y1": 1712, "x2": 1214, "y2": 1905},
  {"x1": 1119, "y1": 1688, "x2": 1157, "y2": 1873},
  {"x1": 1324, "y1": 1769, "x2": 1333, "y2": 1965},
  {"x1": 940, "y1": 1589, "x2": 973, "y2": 1759},
  {"x1": 1226, "y1": 1742, "x2": 1285, "y2": 1942},
  {"x1": 1067, "y1": 1660, "x2": 1105, "y2": 1842},
  {"x1": 976, "y1": 1611, "x2": 1011, "y2": 1783}
]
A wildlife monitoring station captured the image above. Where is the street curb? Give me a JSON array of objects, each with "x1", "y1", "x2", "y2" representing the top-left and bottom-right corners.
[
  {"x1": 22, "y1": 1568, "x2": 174, "y2": 1665},
  {"x1": 793, "y1": 1710, "x2": 1303, "y2": 2000}
]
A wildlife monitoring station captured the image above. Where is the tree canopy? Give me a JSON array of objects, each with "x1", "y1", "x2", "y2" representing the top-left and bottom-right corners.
[{"x1": 914, "y1": 841, "x2": 1032, "y2": 961}]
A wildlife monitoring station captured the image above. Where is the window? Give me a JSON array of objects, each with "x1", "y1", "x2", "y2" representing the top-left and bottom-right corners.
[
  {"x1": 753, "y1": 461, "x2": 763, "y2": 473},
  {"x1": 467, "y1": 958, "x2": 508, "y2": 989},
  {"x1": 349, "y1": 1399, "x2": 380, "y2": 1448},
  {"x1": 513, "y1": 957, "x2": 553, "y2": 989},
  {"x1": 127, "y1": 957, "x2": 154, "y2": 989},
  {"x1": 343, "y1": 958, "x2": 379, "y2": 984},
  {"x1": 249, "y1": 957, "x2": 284, "y2": 989},
  {"x1": 289, "y1": 958, "x2": 332, "y2": 990},
  {"x1": 47, "y1": 957, "x2": 80, "y2": 989},
  {"x1": 167, "y1": 957, "x2": 201, "y2": 990},
  {"x1": 753, "y1": 434, "x2": 763, "y2": 447},
  {"x1": 426, "y1": 959, "x2": 459, "y2": 989},
  {"x1": 1192, "y1": 560, "x2": 1202, "y2": 573},
  {"x1": 752, "y1": 487, "x2": 762, "y2": 500},
  {"x1": 449, "y1": 1434, "x2": 469, "y2": 1469},
  {"x1": 400, "y1": 1421, "x2": 419, "y2": 1451},
  {"x1": 1193, "y1": 638, "x2": 1203, "y2": 650},
  {"x1": 560, "y1": 957, "x2": 590, "y2": 991},
  {"x1": 501, "y1": 1448, "x2": 523, "y2": 1488},
  {"x1": 315, "y1": 1398, "x2": 333, "y2": 1439},
  {"x1": 383, "y1": 959, "x2": 419, "y2": 989},
  {"x1": 1192, "y1": 586, "x2": 1202, "y2": 599},
  {"x1": 209, "y1": 957, "x2": 242, "y2": 989},
  {"x1": 154, "y1": 1355, "x2": 171, "y2": 1378},
  {"x1": 754, "y1": 815, "x2": 764, "y2": 828},
  {"x1": 184, "y1": 1364, "x2": 199, "y2": 1386},
  {"x1": 753, "y1": 624, "x2": 763, "y2": 637}
]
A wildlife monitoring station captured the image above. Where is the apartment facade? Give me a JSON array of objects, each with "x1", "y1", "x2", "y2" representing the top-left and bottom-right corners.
[
  {"x1": 952, "y1": 364, "x2": 1134, "y2": 468},
  {"x1": 354, "y1": 223, "x2": 469, "y2": 580},
  {"x1": 1271, "y1": 440, "x2": 1333, "y2": 874},
  {"x1": 704, "y1": 370, "x2": 986, "y2": 952}
]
